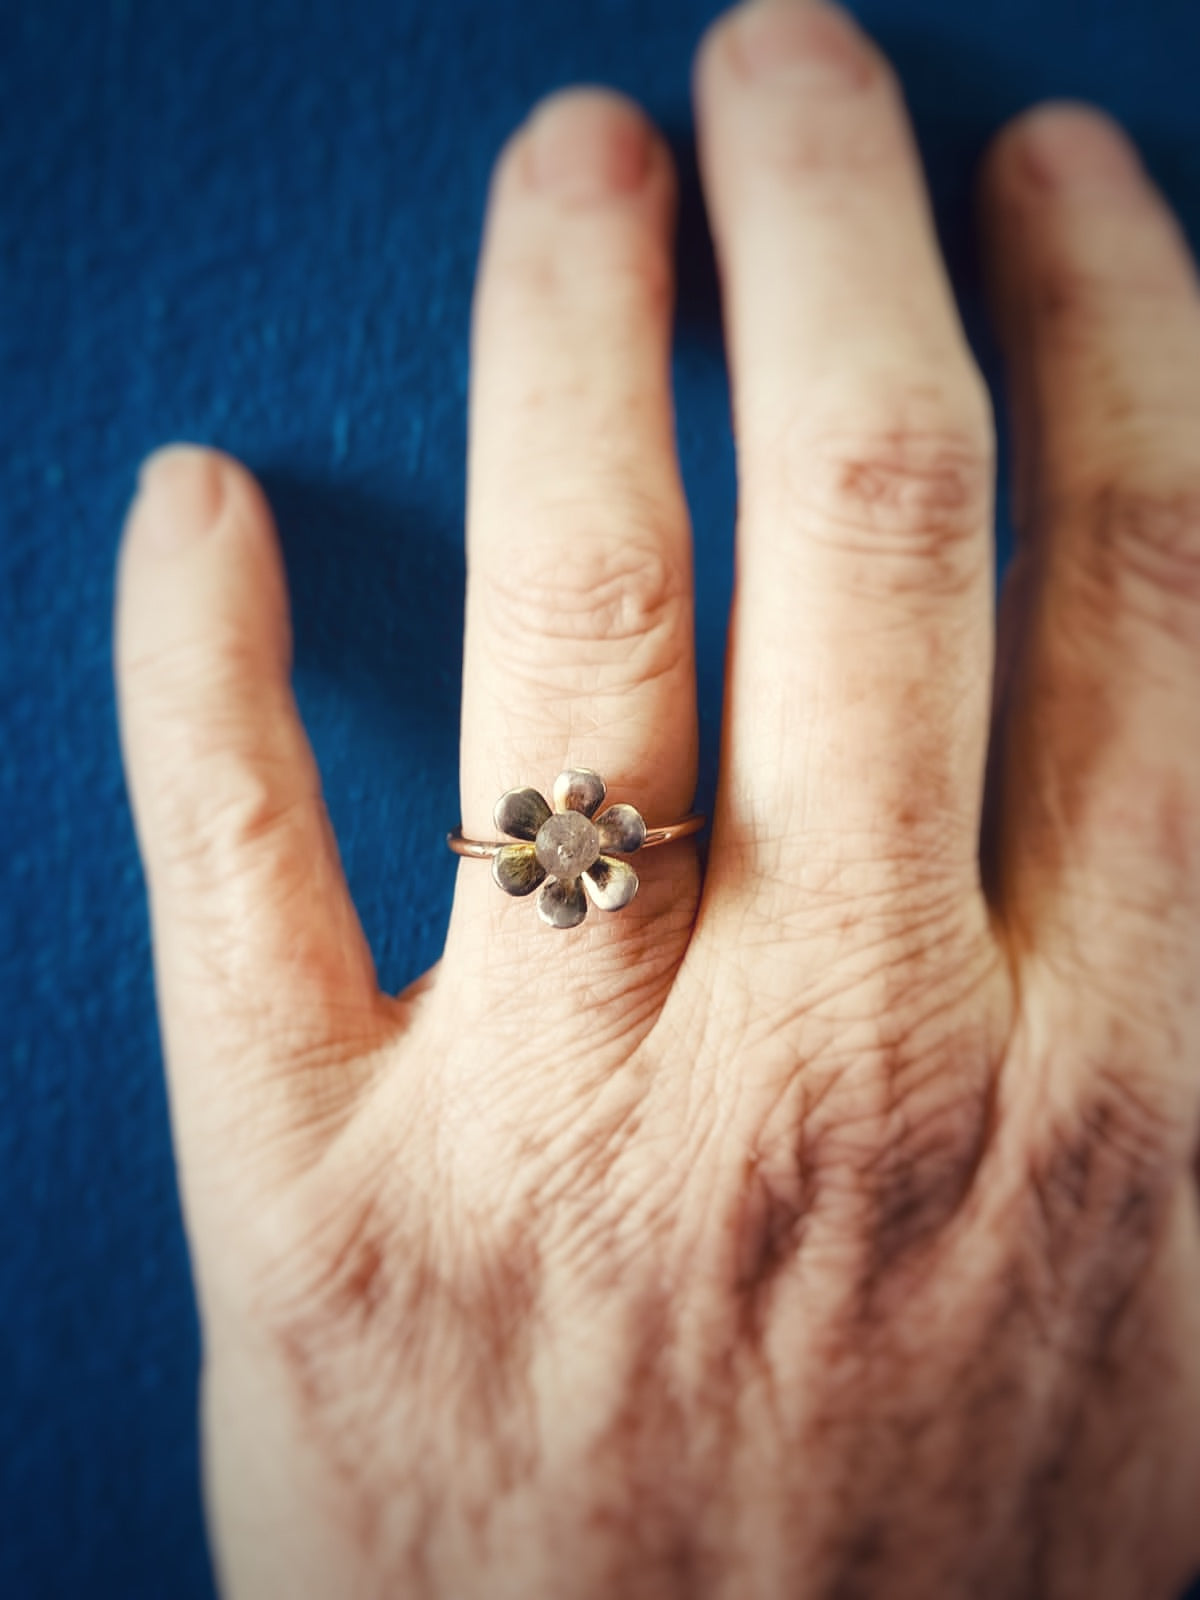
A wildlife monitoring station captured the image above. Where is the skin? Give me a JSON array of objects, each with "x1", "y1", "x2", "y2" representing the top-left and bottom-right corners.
[{"x1": 114, "y1": 2, "x2": 1200, "y2": 1596}]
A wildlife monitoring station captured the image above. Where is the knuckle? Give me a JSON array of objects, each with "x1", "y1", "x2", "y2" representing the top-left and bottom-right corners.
[
  {"x1": 479, "y1": 496, "x2": 691, "y2": 677},
  {"x1": 160, "y1": 756, "x2": 312, "y2": 882},
  {"x1": 738, "y1": 940, "x2": 1004, "y2": 1305},
  {"x1": 263, "y1": 1181, "x2": 402, "y2": 1345},
  {"x1": 773, "y1": 389, "x2": 994, "y2": 600},
  {"x1": 1085, "y1": 480, "x2": 1200, "y2": 621},
  {"x1": 824, "y1": 1063, "x2": 990, "y2": 1243},
  {"x1": 1024, "y1": 1066, "x2": 1181, "y2": 1335},
  {"x1": 1033, "y1": 1078, "x2": 1176, "y2": 1228},
  {"x1": 740, "y1": 1038, "x2": 994, "y2": 1319},
  {"x1": 124, "y1": 636, "x2": 313, "y2": 880},
  {"x1": 254, "y1": 1169, "x2": 544, "y2": 1523},
  {"x1": 249, "y1": 1194, "x2": 413, "y2": 1497}
]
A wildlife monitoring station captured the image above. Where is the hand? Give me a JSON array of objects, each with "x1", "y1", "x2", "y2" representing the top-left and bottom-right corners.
[{"x1": 115, "y1": 2, "x2": 1200, "y2": 1595}]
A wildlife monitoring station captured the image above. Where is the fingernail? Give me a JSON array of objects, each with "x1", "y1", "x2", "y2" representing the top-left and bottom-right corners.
[
  {"x1": 1017, "y1": 106, "x2": 1144, "y2": 191},
  {"x1": 132, "y1": 445, "x2": 226, "y2": 549},
  {"x1": 526, "y1": 90, "x2": 651, "y2": 200},
  {"x1": 733, "y1": 0, "x2": 872, "y2": 87}
]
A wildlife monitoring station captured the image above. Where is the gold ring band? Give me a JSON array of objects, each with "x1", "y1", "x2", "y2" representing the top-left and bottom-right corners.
[{"x1": 447, "y1": 812, "x2": 704, "y2": 859}]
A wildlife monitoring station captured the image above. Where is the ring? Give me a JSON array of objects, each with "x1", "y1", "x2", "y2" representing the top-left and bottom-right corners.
[{"x1": 448, "y1": 768, "x2": 705, "y2": 930}]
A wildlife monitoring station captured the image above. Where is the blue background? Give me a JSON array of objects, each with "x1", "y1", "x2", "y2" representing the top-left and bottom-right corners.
[{"x1": 2, "y1": 0, "x2": 1199, "y2": 1594}]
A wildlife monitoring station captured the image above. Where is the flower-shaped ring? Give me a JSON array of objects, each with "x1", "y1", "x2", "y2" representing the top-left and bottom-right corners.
[{"x1": 447, "y1": 769, "x2": 705, "y2": 930}]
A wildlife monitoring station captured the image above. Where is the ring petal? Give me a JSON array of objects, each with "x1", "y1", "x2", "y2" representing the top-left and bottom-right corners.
[
  {"x1": 595, "y1": 803, "x2": 646, "y2": 854},
  {"x1": 552, "y1": 768, "x2": 607, "y2": 818},
  {"x1": 494, "y1": 787, "x2": 552, "y2": 841},
  {"x1": 583, "y1": 855, "x2": 639, "y2": 912},
  {"x1": 492, "y1": 843, "x2": 546, "y2": 897},
  {"x1": 537, "y1": 876, "x2": 589, "y2": 929}
]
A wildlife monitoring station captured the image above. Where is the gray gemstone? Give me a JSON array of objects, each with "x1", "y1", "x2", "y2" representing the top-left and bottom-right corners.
[
  {"x1": 535, "y1": 810, "x2": 600, "y2": 879},
  {"x1": 494, "y1": 787, "x2": 553, "y2": 841},
  {"x1": 537, "y1": 876, "x2": 588, "y2": 930}
]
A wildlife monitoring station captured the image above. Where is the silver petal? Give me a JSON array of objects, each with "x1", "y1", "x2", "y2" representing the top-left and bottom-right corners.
[
  {"x1": 492, "y1": 843, "x2": 546, "y2": 898},
  {"x1": 494, "y1": 787, "x2": 552, "y2": 841},
  {"x1": 583, "y1": 856, "x2": 639, "y2": 912},
  {"x1": 552, "y1": 768, "x2": 607, "y2": 818},
  {"x1": 537, "y1": 876, "x2": 589, "y2": 929},
  {"x1": 595, "y1": 802, "x2": 646, "y2": 855}
]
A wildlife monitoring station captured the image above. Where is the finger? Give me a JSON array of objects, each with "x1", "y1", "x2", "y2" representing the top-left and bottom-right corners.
[
  {"x1": 116, "y1": 448, "x2": 385, "y2": 1163},
  {"x1": 694, "y1": 1, "x2": 996, "y2": 922},
  {"x1": 446, "y1": 91, "x2": 699, "y2": 981},
  {"x1": 981, "y1": 106, "x2": 1200, "y2": 1089}
]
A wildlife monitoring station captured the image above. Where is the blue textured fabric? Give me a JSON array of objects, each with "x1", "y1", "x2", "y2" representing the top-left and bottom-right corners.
[{"x1": 2, "y1": 0, "x2": 1199, "y2": 1594}]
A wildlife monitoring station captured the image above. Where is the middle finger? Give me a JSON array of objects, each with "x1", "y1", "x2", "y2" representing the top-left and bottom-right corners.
[{"x1": 696, "y1": 0, "x2": 996, "y2": 930}]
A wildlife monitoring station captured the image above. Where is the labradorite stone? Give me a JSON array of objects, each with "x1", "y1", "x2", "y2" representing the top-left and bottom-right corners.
[{"x1": 535, "y1": 810, "x2": 600, "y2": 879}]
